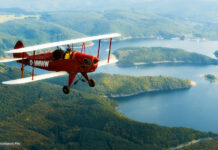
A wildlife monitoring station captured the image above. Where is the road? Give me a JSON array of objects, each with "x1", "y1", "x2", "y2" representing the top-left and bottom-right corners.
[{"x1": 170, "y1": 137, "x2": 213, "y2": 150}]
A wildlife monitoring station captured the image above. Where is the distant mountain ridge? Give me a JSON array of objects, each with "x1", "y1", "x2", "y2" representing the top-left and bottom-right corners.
[
  {"x1": 1, "y1": 9, "x2": 218, "y2": 58},
  {"x1": 0, "y1": 0, "x2": 218, "y2": 14}
]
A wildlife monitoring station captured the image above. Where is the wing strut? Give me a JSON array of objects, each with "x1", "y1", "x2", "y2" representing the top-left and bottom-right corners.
[
  {"x1": 32, "y1": 51, "x2": 36, "y2": 80},
  {"x1": 108, "y1": 38, "x2": 112, "y2": 63},
  {"x1": 21, "y1": 53, "x2": 24, "y2": 78},
  {"x1": 81, "y1": 43, "x2": 86, "y2": 53},
  {"x1": 97, "y1": 40, "x2": 101, "y2": 58}
]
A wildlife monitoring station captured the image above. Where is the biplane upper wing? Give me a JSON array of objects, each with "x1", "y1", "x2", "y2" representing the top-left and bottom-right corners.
[
  {"x1": 6, "y1": 33, "x2": 121, "y2": 54},
  {"x1": 2, "y1": 71, "x2": 68, "y2": 85}
]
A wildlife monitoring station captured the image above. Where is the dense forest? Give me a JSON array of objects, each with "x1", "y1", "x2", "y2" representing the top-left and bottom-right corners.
[
  {"x1": 49, "y1": 73, "x2": 192, "y2": 97},
  {"x1": 114, "y1": 47, "x2": 218, "y2": 67},
  {"x1": 0, "y1": 64, "x2": 215, "y2": 149},
  {"x1": 39, "y1": 9, "x2": 218, "y2": 41}
]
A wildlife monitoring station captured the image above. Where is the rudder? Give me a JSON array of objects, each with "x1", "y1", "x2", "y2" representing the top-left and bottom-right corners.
[{"x1": 13, "y1": 41, "x2": 28, "y2": 58}]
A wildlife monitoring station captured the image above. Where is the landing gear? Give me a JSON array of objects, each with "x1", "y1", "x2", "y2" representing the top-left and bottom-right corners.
[
  {"x1": 89, "y1": 79, "x2": 95, "y2": 87},
  {"x1": 81, "y1": 73, "x2": 96, "y2": 88},
  {"x1": 62, "y1": 73, "x2": 77, "y2": 94},
  {"x1": 63, "y1": 86, "x2": 70, "y2": 94},
  {"x1": 62, "y1": 73, "x2": 95, "y2": 94}
]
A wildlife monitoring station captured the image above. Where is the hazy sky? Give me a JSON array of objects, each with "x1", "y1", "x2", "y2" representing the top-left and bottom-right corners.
[
  {"x1": 0, "y1": 0, "x2": 154, "y2": 10},
  {"x1": 0, "y1": 0, "x2": 218, "y2": 14}
]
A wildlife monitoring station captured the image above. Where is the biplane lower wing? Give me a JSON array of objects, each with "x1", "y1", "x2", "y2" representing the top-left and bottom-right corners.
[
  {"x1": 2, "y1": 71, "x2": 68, "y2": 85},
  {"x1": 2, "y1": 59, "x2": 117, "y2": 85},
  {"x1": 0, "y1": 58, "x2": 27, "y2": 63}
]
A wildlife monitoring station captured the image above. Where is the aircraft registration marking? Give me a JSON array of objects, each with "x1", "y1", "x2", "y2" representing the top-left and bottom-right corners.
[{"x1": 30, "y1": 60, "x2": 49, "y2": 67}]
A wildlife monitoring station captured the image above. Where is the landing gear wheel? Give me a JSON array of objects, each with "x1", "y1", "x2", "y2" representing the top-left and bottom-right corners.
[
  {"x1": 63, "y1": 86, "x2": 70, "y2": 94},
  {"x1": 89, "y1": 79, "x2": 95, "y2": 87}
]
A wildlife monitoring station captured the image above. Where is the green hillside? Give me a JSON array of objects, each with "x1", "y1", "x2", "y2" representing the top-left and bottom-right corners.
[
  {"x1": 0, "y1": 19, "x2": 86, "y2": 56},
  {"x1": 1, "y1": 9, "x2": 218, "y2": 57},
  {"x1": 39, "y1": 9, "x2": 218, "y2": 40},
  {"x1": 0, "y1": 64, "x2": 215, "y2": 149},
  {"x1": 114, "y1": 47, "x2": 218, "y2": 67},
  {"x1": 40, "y1": 10, "x2": 198, "y2": 39},
  {"x1": 49, "y1": 73, "x2": 192, "y2": 97},
  {"x1": 1, "y1": 9, "x2": 218, "y2": 58}
]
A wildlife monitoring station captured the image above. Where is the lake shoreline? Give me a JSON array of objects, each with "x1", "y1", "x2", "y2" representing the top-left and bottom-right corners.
[
  {"x1": 104, "y1": 80, "x2": 196, "y2": 98},
  {"x1": 105, "y1": 82, "x2": 195, "y2": 98},
  {"x1": 100, "y1": 39, "x2": 218, "y2": 133}
]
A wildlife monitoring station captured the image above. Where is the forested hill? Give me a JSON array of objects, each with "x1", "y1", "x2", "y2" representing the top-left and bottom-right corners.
[
  {"x1": 0, "y1": 19, "x2": 85, "y2": 57},
  {"x1": 49, "y1": 73, "x2": 193, "y2": 97},
  {"x1": 2, "y1": 8, "x2": 218, "y2": 57},
  {"x1": 0, "y1": 64, "x2": 215, "y2": 149},
  {"x1": 114, "y1": 47, "x2": 218, "y2": 67}
]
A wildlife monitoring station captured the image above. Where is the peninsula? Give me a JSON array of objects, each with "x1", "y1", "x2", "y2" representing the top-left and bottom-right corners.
[
  {"x1": 49, "y1": 73, "x2": 195, "y2": 98},
  {"x1": 114, "y1": 47, "x2": 218, "y2": 67}
]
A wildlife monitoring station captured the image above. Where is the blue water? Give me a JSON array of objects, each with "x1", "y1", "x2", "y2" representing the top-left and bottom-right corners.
[
  {"x1": 8, "y1": 39, "x2": 218, "y2": 133},
  {"x1": 97, "y1": 39, "x2": 218, "y2": 133}
]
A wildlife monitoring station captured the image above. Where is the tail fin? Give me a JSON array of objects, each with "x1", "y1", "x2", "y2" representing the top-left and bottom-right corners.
[{"x1": 13, "y1": 41, "x2": 29, "y2": 58}]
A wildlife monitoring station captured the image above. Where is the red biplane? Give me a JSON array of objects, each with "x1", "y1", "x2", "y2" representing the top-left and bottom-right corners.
[{"x1": 0, "y1": 33, "x2": 121, "y2": 94}]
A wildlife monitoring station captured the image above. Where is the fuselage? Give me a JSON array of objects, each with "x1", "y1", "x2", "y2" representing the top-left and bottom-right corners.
[{"x1": 18, "y1": 50, "x2": 99, "y2": 73}]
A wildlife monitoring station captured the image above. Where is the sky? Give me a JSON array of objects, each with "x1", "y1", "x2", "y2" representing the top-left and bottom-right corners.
[
  {"x1": 0, "y1": 0, "x2": 218, "y2": 16},
  {"x1": 0, "y1": 0, "x2": 154, "y2": 11}
]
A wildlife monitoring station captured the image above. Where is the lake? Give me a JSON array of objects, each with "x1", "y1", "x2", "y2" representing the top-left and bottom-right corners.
[
  {"x1": 9, "y1": 39, "x2": 218, "y2": 133},
  {"x1": 96, "y1": 39, "x2": 218, "y2": 133}
]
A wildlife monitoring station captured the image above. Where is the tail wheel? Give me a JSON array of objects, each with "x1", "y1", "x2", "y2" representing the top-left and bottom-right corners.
[
  {"x1": 63, "y1": 86, "x2": 70, "y2": 94},
  {"x1": 89, "y1": 79, "x2": 95, "y2": 87}
]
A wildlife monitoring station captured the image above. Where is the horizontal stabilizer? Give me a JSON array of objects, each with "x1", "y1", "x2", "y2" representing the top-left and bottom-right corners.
[
  {"x1": 98, "y1": 58, "x2": 118, "y2": 67},
  {"x1": 6, "y1": 33, "x2": 121, "y2": 54},
  {"x1": 2, "y1": 71, "x2": 68, "y2": 85},
  {"x1": 0, "y1": 58, "x2": 27, "y2": 63}
]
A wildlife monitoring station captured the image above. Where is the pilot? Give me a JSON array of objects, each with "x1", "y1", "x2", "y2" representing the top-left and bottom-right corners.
[{"x1": 64, "y1": 47, "x2": 72, "y2": 59}]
